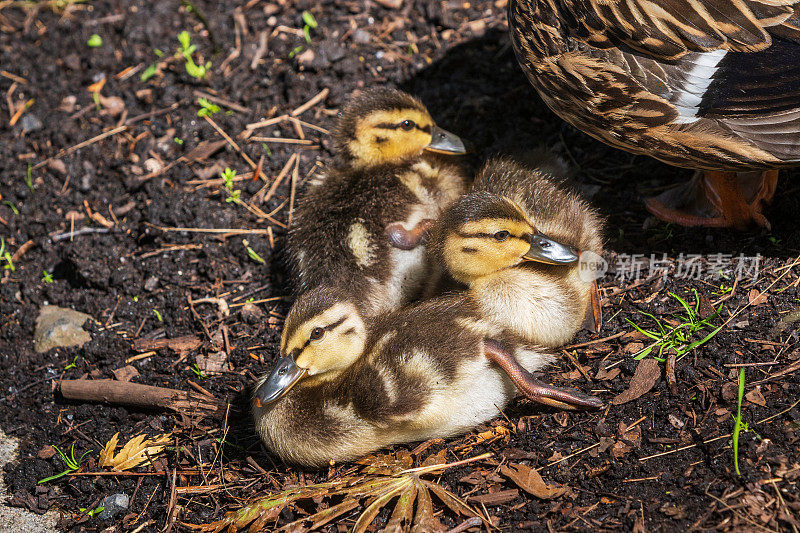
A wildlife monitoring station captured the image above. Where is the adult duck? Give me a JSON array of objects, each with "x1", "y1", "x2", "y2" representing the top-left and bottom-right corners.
[{"x1": 508, "y1": 0, "x2": 800, "y2": 229}]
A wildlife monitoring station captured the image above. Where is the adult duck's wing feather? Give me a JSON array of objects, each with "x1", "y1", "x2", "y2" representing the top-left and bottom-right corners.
[{"x1": 564, "y1": 0, "x2": 800, "y2": 59}]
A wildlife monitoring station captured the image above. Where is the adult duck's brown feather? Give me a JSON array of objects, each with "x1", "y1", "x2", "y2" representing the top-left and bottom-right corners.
[{"x1": 509, "y1": 0, "x2": 800, "y2": 227}]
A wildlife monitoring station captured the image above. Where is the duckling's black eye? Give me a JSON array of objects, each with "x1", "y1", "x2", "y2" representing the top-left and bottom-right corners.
[
  {"x1": 309, "y1": 327, "x2": 325, "y2": 341},
  {"x1": 399, "y1": 120, "x2": 416, "y2": 131},
  {"x1": 494, "y1": 231, "x2": 510, "y2": 241}
]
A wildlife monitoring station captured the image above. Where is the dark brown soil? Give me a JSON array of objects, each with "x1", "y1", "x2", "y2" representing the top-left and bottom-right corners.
[{"x1": 1, "y1": 1, "x2": 798, "y2": 531}]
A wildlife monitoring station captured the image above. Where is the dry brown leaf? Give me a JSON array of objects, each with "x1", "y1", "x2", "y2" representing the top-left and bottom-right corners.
[
  {"x1": 468, "y1": 489, "x2": 519, "y2": 505},
  {"x1": 196, "y1": 351, "x2": 229, "y2": 375},
  {"x1": 612, "y1": 358, "x2": 661, "y2": 405},
  {"x1": 99, "y1": 432, "x2": 171, "y2": 471},
  {"x1": 745, "y1": 386, "x2": 767, "y2": 407},
  {"x1": 499, "y1": 463, "x2": 568, "y2": 499},
  {"x1": 197, "y1": 453, "x2": 489, "y2": 532},
  {"x1": 748, "y1": 289, "x2": 768, "y2": 306},
  {"x1": 596, "y1": 367, "x2": 621, "y2": 381},
  {"x1": 132, "y1": 335, "x2": 202, "y2": 354}
]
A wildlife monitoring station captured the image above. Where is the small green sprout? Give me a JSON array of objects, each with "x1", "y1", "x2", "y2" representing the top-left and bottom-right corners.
[
  {"x1": 243, "y1": 239, "x2": 265, "y2": 264},
  {"x1": 79, "y1": 506, "x2": 105, "y2": 518},
  {"x1": 87, "y1": 34, "x2": 103, "y2": 47},
  {"x1": 302, "y1": 11, "x2": 318, "y2": 30},
  {"x1": 261, "y1": 143, "x2": 272, "y2": 157},
  {"x1": 197, "y1": 97, "x2": 220, "y2": 117},
  {"x1": 42, "y1": 270, "x2": 54, "y2": 283},
  {"x1": 245, "y1": 297, "x2": 255, "y2": 303},
  {"x1": 174, "y1": 137, "x2": 184, "y2": 145},
  {"x1": 92, "y1": 91, "x2": 101, "y2": 110},
  {"x1": 154, "y1": 48, "x2": 164, "y2": 57},
  {"x1": 190, "y1": 363, "x2": 207, "y2": 379},
  {"x1": 0, "y1": 238, "x2": 14, "y2": 272},
  {"x1": 3, "y1": 201, "x2": 19, "y2": 215},
  {"x1": 38, "y1": 443, "x2": 92, "y2": 484},
  {"x1": 133, "y1": 295, "x2": 139, "y2": 303},
  {"x1": 301, "y1": 11, "x2": 317, "y2": 43},
  {"x1": 221, "y1": 168, "x2": 241, "y2": 204},
  {"x1": 153, "y1": 309, "x2": 163, "y2": 322},
  {"x1": 732, "y1": 368, "x2": 745, "y2": 476},
  {"x1": 625, "y1": 289, "x2": 722, "y2": 361},
  {"x1": 178, "y1": 30, "x2": 211, "y2": 79},
  {"x1": 64, "y1": 355, "x2": 79, "y2": 370},
  {"x1": 288, "y1": 45, "x2": 304, "y2": 59},
  {"x1": 24, "y1": 164, "x2": 34, "y2": 192},
  {"x1": 141, "y1": 63, "x2": 158, "y2": 82}
]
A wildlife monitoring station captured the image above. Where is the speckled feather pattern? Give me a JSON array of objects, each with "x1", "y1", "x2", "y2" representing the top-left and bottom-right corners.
[
  {"x1": 509, "y1": 0, "x2": 800, "y2": 170},
  {"x1": 253, "y1": 294, "x2": 552, "y2": 467}
]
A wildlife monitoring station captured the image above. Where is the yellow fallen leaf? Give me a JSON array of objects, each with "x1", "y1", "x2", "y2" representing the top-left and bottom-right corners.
[
  {"x1": 99, "y1": 432, "x2": 172, "y2": 471},
  {"x1": 98, "y1": 432, "x2": 120, "y2": 468}
]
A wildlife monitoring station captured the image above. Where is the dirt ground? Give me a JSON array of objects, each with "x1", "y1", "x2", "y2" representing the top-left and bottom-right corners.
[{"x1": 1, "y1": 0, "x2": 798, "y2": 531}]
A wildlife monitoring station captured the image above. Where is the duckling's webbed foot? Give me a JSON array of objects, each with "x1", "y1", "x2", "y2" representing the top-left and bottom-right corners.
[
  {"x1": 483, "y1": 339, "x2": 603, "y2": 411},
  {"x1": 386, "y1": 219, "x2": 435, "y2": 250}
]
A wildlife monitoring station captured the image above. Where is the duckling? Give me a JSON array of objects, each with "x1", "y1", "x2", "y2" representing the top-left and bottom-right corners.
[
  {"x1": 427, "y1": 156, "x2": 604, "y2": 348},
  {"x1": 286, "y1": 87, "x2": 467, "y2": 318},
  {"x1": 252, "y1": 285, "x2": 602, "y2": 467}
]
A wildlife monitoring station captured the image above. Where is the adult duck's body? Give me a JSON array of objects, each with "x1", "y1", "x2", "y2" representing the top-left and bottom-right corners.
[{"x1": 508, "y1": 0, "x2": 800, "y2": 229}]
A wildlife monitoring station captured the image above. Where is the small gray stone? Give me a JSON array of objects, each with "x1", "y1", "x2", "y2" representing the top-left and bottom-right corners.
[
  {"x1": 96, "y1": 493, "x2": 129, "y2": 520},
  {"x1": 20, "y1": 114, "x2": 43, "y2": 133},
  {"x1": 143, "y1": 276, "x2": 159, "y2": 292},
  {"x1": 33, "y1": 306, "x2": 93, "y2": 353}
]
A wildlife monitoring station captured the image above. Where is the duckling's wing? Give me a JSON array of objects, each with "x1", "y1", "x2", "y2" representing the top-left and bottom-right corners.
[
  {"x1": 563, "y1": 0, "x2": 800, "y2": 60},
  {"x1": 483, "y1": 339, "x2": 603, "y2": 411}
]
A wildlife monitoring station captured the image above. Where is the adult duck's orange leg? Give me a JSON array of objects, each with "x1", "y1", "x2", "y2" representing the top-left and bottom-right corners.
[{"x1": 645, "y1": 170, "x2": 778, "y2": 230}]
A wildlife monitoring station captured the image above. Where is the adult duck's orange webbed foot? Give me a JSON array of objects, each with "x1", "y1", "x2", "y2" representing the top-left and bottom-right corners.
[{"x1": 644, "y1": 170, "x2": 778, "y2": 230}]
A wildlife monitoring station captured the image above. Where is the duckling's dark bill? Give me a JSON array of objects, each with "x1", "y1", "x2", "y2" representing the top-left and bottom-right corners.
[
  {"x1": 524, "y1": 233, "x2": 578, "y2": 265},
  {"x1": 253, "y1": 356, "x2": 308, "y2": 407},
  {"x1": 425, "y1": 126, "x2": 466, "y2": 154},
  {"x1": 484, "y1": 339, "x2": 603, "y2": 411}
]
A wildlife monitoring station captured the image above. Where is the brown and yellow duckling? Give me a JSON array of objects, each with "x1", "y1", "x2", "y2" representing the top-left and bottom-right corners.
[
  {"x1": 252, "y1": 285, "x2": 602, "y2": 467},
  {"x1": 286, "y1": 87, "x2": 467, "y2": 318},
  {"x1": 509, "y1": 0, "x2": 800, "y2": 229},
  {"x1": 428, "y1": 156, "x2": 604, "y2": 347}
]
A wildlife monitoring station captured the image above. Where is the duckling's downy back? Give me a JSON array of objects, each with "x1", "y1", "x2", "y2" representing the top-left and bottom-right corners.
[{"x1": 285, "y1": 87, "x2": 467, "y2": 317}]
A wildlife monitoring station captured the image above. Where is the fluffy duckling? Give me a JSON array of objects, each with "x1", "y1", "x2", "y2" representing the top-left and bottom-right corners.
[
  {"x1": 428, "y1": 156, "x2": 604, "y2": 348},
  {"x1": 286, "y1": 87, "x2": 467, "y2": 318},
  {"x1": 253, "y1": 286, "x2": 602, "y2": 467}
]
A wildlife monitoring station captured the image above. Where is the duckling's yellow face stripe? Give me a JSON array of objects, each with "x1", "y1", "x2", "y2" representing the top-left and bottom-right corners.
[
  {"x1": 281, "y1": 301, "x2": 366, "y2": 379},
  {"x1": 443, "y1": 218, "x2": 534, "y2": 283},
  {"x1": 348, "y1": 108, "x2": 435, "y2": 168}
]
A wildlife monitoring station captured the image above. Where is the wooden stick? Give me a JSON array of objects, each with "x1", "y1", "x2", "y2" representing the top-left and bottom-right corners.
[
  {"x1": 60, "y1": 379, "x2": 223, "y2": 416},
  {"x1": 291, "y1": 88, "x2": 329, "y2": 117},
  {"x1": 288, "y1": 154, "x2": 299, "y2": 227},
  {"x1": 203, "y1": 115, "x2": 257, "y2": 170},
  {"x1": 262, "y1": 153, "x2": 297, "y2": 203},
  {"x1": 32, "y1": 125, "x2": 128, "y2": 170},
  {"x1": 245, "y1": 114, "x2": 287, "y2": 130},
  {"x1": 249, "y1": 136, "x2": 314, "y2": 145}
]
